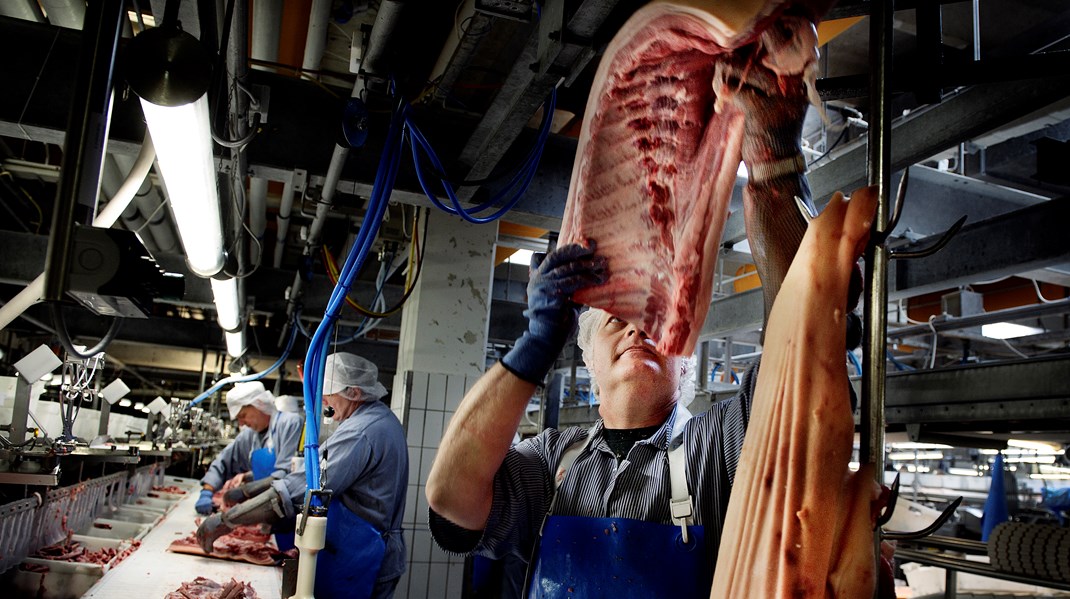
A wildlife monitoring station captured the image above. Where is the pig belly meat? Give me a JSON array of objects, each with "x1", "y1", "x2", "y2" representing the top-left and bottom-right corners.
[
  {"x1": 559, "y1": 0, "x2": 829, "y2": 356},
  {"x1": 710, "y1": 190, "x2": 883, "y2": 599}
]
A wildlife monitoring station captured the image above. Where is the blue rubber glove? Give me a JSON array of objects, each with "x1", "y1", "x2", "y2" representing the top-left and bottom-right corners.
[
  {"x1": 195, "y1": 488, "x2": 214, "y2": 515},
  {"x1": 501, "y1": 243, "x2": 606, "y2": 384}
]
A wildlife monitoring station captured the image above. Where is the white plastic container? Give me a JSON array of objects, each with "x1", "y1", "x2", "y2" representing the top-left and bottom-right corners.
[
  {"x1": 77, "y1": 519, "x2": 148, "y2": 541},
  {"x1": 4, "y1": 537, "x2": 127, "y2": 599}
]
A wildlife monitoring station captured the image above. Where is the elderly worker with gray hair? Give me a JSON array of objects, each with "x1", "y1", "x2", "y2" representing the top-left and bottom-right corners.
[
  {"x1": 196, "y1": 352, "x2": 408, "y2": 599},
  {"x1": 425, "y1": 244, "x2": 760, "y2": 597},
  {"x1": 195, "y1": 381, "x2": 305, "y2": 515}
]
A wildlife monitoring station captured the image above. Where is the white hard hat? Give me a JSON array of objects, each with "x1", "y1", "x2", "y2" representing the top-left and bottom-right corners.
[
  {"x1": 323, "y1": 353, "x2": 387, "y2": 402},
  {"x1": 225, "y1": 381, "x2": 276, "y2": 420}
]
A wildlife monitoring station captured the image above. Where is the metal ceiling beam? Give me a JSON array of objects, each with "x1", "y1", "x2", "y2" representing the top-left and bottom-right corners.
[
  {"x1": 456, "y1": 0, "x2": 619, "y2": 184},
  {"x1": 807, "y1": 75, "x2": 1070, "y2": 203},
  {"x1": 873, "y1": 355, "x2": 1070, "y2": 428},
  {"x1": 888, "y1": 195, "x2": 1070, "y2": 300}
]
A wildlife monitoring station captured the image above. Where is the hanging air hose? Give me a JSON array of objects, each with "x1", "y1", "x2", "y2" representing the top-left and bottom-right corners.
[
  {"x1": 407, "y1": 89, "x2": 556, "y2": 224},
  {"x1": 302, "y1": 97, "x2": 407, "y2": 499},
  {"x1": 186, "y1": 311, "x2": 301, "y2": 409},
  {"x1": 320, "y1": 206, "x2": 426, "y2": 320}
]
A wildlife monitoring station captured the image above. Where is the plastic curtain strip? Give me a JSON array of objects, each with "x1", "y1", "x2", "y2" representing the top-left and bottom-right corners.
[{"x1": 301, "y1": 99, "x2": 406, "y2": 499}]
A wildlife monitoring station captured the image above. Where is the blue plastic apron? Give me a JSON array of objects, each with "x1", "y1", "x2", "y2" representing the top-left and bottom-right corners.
[
  {"x1": 250, "y1": 416, "x2": 278, "y2": 481},
  {"x1": 527, "y1": 406, "x2": 708, "y2": 598},
  {"x1": 314, "y1": 499, "x2": 387, "y2": 599},
  {"x1": 529, "y1": 516, "x2": 708, "y2": 598}
]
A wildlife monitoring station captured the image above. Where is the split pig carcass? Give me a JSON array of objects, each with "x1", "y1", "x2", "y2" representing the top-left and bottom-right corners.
[
  {"x1": 710, "y1": 187, "x2": 885, "y2": 598},
  {"x1": 556, "y1": 1, "x2": 892, "y2": 596},
  {"x1": 558, "y1": 0, "x2": 835, "y2": 356}
]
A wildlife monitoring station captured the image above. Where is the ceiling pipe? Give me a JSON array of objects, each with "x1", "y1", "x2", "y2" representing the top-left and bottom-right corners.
[
  {"x1": 284, "y1": 77, "x2": 366, "y2": 323},
  {"x1": 101, "y1": 154, "x2": 161, "y2": 252},
  {"x1": 302, "y1": 0, "x2": 332, "y2": 72},
  {"x1": 249, "y1": 176, "x2": 268, "y2": 266},
  {"x1": 225, "y1": 0, "x2": 252, "y2": 359},
  {"x1": 112, "y1": 152, "x2": 179, "y2": 253},
  {"x1": 273, "y1": 174, "x2": 296, "y2": 268},
  {"x1": 39, "y1": 0, "x2": 86, "y2": 29},
  {"x1": 251, "y1": 0, "x2": 282, "y2": 72},
  {"x1": 360, "y1": 0, "x2": 408, "y2": 80},
  {"x1": 0, "y1": 1, "x2": 46, "y2": 22}
]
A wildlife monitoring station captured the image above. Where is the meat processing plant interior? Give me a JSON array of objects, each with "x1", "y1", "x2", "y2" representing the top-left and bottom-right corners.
[{"x1": 1, "y1": 0, "x2": 1069, "y2": 598}]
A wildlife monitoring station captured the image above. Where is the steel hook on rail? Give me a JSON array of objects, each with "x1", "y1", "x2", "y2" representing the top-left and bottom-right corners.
[{"x1": 882, "y1": 496, "x2": 963, "y2": 541}]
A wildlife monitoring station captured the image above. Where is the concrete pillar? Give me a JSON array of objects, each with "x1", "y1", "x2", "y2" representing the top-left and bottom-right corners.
[{"x1": 390, "y1": 210, "x2": 497, "y2": 599}]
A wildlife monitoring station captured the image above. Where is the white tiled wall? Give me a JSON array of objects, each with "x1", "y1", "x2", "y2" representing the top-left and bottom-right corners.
[{"x1": 394, "y1": 370, "x2": 477, "y2": 599}]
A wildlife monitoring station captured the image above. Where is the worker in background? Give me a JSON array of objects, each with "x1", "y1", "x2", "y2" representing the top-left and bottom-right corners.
[
  {"x1": 194, "y1": 381, "x2": 305, "y2": 515},
  {"x1": 195, "y1": 352, "x2": 408, "y2": 599},
  {"x1": 425, "y1": 243, "x2": 757, "y2": 596}
]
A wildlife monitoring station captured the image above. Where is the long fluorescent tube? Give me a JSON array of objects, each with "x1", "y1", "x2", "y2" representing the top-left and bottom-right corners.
[
  {"x1": 139, "y1": 94, "x2": 225, "y2": 277},
  {"x1": 210, "y1": 277, "x2": 242, "y2": 330},
  {"x1": 948, "y1": 467, "x2": 980, "y2": 476},
  {"x1": 981, "y1": 322, "x2": 1043, "y2": 339},
  {"x1": 225, "y1": 330, "x2": 246, "y2": 358},
  {"x1": 888, "y1": 451, "x2": 945, "y2": 461}
]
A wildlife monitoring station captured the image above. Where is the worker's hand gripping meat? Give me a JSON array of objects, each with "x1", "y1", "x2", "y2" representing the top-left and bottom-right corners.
[
  {"x1": 196, "y1": 485, "x2": 287, "y2": 553},
  {"x1": 195, "y1": 488, "x2": 215, "y2": 515},
  {"x1": 500, "y1": 243, "x2": 608, "y2": 385}
]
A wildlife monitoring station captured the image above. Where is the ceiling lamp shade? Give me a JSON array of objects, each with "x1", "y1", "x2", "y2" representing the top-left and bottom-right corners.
[{"x1": 125, "y1": 25, "x2": 224, "y2": 277}]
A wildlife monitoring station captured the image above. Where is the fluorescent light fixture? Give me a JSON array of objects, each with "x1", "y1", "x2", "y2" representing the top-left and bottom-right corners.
[
  {"x1": 140, "y1": 406, "x2": 151, "y2": 413},
  {"x1": 948, "y1": 467, "x2": 980, "y2": 476},
  {"x1": 210, "y1": 277, "x2": 242, "y2": 330},
  {"x1": 119, "y1": 398, "x2": 133, "y2": 408},
  {"x1": 133, "y1": 401, "x2": 145, "y2": 410},
  {"x1": 903, "y1": 464, "x2": 930, "y2": 473},
  {"x1": 1006, "y1": 439, "x2": 1061, "y2": 453},
  {"x1": 888, "y1": 451, "x2": 944, "y2": 461},
  {"x1": 1029, "y1": 473, "x2": 1070, "y2": 480},
  {"x1": 140, "y1": 94, "x2": 225, "y2": 277},
  {"x1": 1003, "y1": 455, "x2": 1057, "y2": 464},
  {"x1": 225, "y1": 330, "x2": 246, "y2": 358},
  {"x1": 890, "y1": 442, "x2": 952, "y2": 450},
  {"x1": 981, "y1": 322, "x2": 1043, "y2": 339}
]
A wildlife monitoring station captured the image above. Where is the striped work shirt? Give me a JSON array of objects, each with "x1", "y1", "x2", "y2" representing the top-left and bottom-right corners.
[{"x1": 430, "y1": 364, "x2": 758, "y2": 570}]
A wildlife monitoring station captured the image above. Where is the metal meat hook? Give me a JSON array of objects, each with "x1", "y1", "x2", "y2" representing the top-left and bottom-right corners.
[
  {"x1": 866, "y1": 168, "x2": 968, "y2": 259},
  {"x1": 882, "y1": 496, "x2": 963, "y2": 541}
]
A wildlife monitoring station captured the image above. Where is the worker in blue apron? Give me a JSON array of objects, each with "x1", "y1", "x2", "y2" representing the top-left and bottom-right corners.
[
  {"x1": 195, "y1": 381, "x2": 304, "y2": 516},
  {"x1": 425, "y1": 245, "x2": 759, "y2": 597},
  {"x1": 196, "y1": 353, "x2": 408, "y2": 599}
]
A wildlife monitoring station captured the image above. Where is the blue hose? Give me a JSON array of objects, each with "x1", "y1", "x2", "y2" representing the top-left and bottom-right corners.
[
  {"x1": 301, "y1": 98, "x2": 407, "y2": 499},
  {"x1": 186, "y1": 313, "x2": 301, "y2": 410},
  {"x1": 407, "y1": 89, "x2": 556, "y2": 223},
  {"x1": 847, "y1": 350, "x2": 863, "y2": 376}
]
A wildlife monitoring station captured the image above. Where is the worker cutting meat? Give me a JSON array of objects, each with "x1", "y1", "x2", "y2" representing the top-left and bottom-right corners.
[
  {"x1": 195, "y1": 352, "x2": 408, "y2": 599},
  {"x1": 196, "y1": 381, "x2": 305, "y2": 515}
]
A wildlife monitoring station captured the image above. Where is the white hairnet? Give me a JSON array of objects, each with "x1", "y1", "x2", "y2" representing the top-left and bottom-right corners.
[
  {"x1": 323, "y1": 352, "x2": 388, "y2": 402},
  {"x1": 275, "y1": 394, "x2": 303, "y2": 413},
  {"x1": 576, "y1": 308, "x2": 697, "y2": 407},
  {"x1": 225, "y1": 381, "x2": 276, "y2": 420}
]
